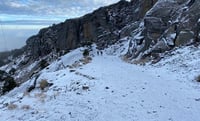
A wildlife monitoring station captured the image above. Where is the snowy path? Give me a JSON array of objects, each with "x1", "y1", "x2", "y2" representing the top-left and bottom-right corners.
[
  {"x1": 0, "y1": 54, "x2": 200, "y2": 121},
  {"x1": 78, "y1": 56, "x2": 200, "y2": 121}
]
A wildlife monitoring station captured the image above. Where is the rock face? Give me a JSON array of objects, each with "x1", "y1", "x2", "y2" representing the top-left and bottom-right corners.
[
  {"x1": 25, "y1": 0, "x2": 157, "y2": 59},
  {"x1": 126, "y1": 0, "x2": 200, "y2": 60},
  {"x1": 3, "y1": 0, "x2": 199, "y2": 63},
  {"x1": 175, "y1": 30, "x2": 194, "y2": 46},
  {"x1": 0, "y1": 70, "x2": 16, "y2": 95}
]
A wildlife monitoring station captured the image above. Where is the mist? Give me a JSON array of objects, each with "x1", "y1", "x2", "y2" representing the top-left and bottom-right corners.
[{"x1": 0, "y1": 25, "x2": 48, "y2": 52}]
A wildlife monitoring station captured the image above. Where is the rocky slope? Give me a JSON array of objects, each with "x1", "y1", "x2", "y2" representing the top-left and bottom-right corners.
[
  {"x1": 11, "y1": 0, "x2": 200, "y2": 63},
  {"x1": 0, "y1": 0, "x2": 158, "y2": 87},
  {"x1": 1, "y1": 0, "x2": 200, "y2": 63},
  {"x1": 25, "y1": 0, "x2": 157, "y2": 59},
  {"x1": 126, "y1": 0, "x2": 200, "y2": 62}
]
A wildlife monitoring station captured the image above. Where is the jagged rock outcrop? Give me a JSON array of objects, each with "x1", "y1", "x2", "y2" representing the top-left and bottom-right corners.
[
  {"x1": 25, "y1": 0, "x2": 157, "y2": 59},
  {"x1": 126, "y1": 0, "x2": 200, "y2": 61},
  {"x1": 0, "y1": 70, "x2": 17, "y2": 95},
  {"x1": 2, "y1": 0, "x2": 199, "y2": 64}
]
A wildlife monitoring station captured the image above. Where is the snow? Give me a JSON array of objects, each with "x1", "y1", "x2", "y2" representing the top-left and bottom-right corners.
[
  {"x1": 1, "y1": 44, "x2": 200, "y2": 121},
  {"x1": 164, "y1": 33, "x2": 176, "y2": 46}
]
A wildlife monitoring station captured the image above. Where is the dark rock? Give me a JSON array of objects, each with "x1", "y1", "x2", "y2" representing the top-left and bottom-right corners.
[
  {"x1": 69, "y1": 70, "x2": 76, "y2": 73},
  {"x1": 127, "y1": 0, "x2": 200, "y2": 60},
  {"x1": 0, "y1": 71, "x2": 17, "y2": 95},
  {"x1": 0, "y1": 70, "x2": 17, "y2": 95},
  {"x1": 105, "y1": 87, "x2": 109, "y2": 89},
  {"x1": 82, "y1": 86, "x2": 89, "y2": 90},
  {"x1": 8, "y1": 68, "x2": 16, "y2": 75},
  {"x1": 24, "y1": 0, "x2": 156, "y2": 60},
  {"x1": 39, "y1": 59, "x2": 49, "y2": 69},
  {"x1": 27, "y1": 85, "x2": 35, "y2": 92},
  {"x1": 144, "y1": 17, "x2": 167, "y2": 34},
  {"x1": 175, "y1": 30, "x2": 194, "y2": 46}
]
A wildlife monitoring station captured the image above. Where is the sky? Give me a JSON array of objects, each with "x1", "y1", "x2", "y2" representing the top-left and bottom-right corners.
[{"x1": 0, "y1": 0, "x2": 123, "y2": 51}]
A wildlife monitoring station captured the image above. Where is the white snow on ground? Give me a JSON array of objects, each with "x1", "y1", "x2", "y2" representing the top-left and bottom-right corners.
[{"x1": 0, "y1": 44, "x2": 200, "y2": 121}]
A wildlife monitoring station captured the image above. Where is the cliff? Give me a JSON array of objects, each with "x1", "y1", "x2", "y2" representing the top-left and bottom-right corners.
[
  {"x1": 126, "y1": 0, "x2": 200, "y2": 62},
  {"x1": 25, "y1": 0, "x2": 157, "y2": 59}
]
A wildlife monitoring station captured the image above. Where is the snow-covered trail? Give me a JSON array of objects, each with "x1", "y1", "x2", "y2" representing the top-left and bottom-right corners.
[
  {"x1": 0, "y1": 53, "x2": 200, "y2": 121},
  {"x1": 73, "y1": 55, "x2": 200, "y2": 121}
]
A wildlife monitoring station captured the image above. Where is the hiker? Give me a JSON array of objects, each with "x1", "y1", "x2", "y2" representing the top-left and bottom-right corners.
[{"x1": 100, "y1": 51, "x2": 103, "y2": 56}]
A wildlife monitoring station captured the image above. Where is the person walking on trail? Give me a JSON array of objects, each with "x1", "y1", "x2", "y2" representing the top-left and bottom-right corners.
[
  {"x1": 100, "y1": 51, "x2": 103, "y2": 56},
  {"x1": 97, "y1": 50, "x2": 103, "y2": 56}
]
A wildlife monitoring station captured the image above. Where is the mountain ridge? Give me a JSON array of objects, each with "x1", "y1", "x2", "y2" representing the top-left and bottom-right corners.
[{"x1": 24, "y1": 0, "x2": 156, "y2": 59}]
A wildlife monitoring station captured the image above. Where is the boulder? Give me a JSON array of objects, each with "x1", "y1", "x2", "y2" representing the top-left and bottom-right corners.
[
  {"x1": 175, "y1": 30, "x2": 194, "y2": 46},
  {"x1": 126, "y1": 0, "x2": 200, "y2": 60},
  {"x1": 151, "y1": 40, "x2": 171, "y2": 53},
  {"x1": 144, "y1": 17, "x2": 167, "y2": 39}
]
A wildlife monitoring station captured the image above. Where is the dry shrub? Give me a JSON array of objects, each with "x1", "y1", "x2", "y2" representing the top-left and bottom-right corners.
[
  {"x1": 82, "y1": 56, "x2": 92, "y2": 64},
  {"x1": 34, "y1": 92, "x2": 47, "y2": 99},
  {"x1": 86, "y1": 56, "x2": 92, "y2": 61},
  {"x1": 121, "y1": 55, "x2": 131, "y2": 63},
  {"x1": 34, "y1": 92, "x2": 47, "y2": 103},
  {"x1": 132, "y1": 57, "x2": 150, "y2": 66},
  {"x1": 7, "y1": 103, "x2": 18, "y2": 110},
  {"x1": 75, "y1": 72, "x2": 95, "y2": 80},
  {"x1": 71, "y1": 61, "x2": 81, "y2": 68},
  {"x1": 122, "y1": 55, "x2": 151, "y2": 65},
  {"x1": 67, "y1": 56, "x2": 92, "y2": 69},
  {"x1": 21, "y1": 105, "x2": 31, "y2": 110},
  {"x1": 39, "y1": 80, "x2": 49, "y2": 90}
]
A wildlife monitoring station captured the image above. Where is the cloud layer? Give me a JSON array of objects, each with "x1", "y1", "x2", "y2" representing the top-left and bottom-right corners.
[
  {"x1": 0, "y1": 0, "x2": 121, "y2": 22},
  {"x1": 0, "y1": 0, "x2": 124, "y2": 51}
]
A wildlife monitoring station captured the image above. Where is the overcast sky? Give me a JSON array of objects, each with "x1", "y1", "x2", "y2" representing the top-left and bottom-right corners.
[
  {"x1": 0, "y1": 0, "x2": 124, "y2": 51},
  {"x1": 0, "y1": 0, "x2": 122, "y2": 23}
]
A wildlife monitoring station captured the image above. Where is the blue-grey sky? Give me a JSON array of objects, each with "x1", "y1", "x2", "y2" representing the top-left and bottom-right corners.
[
  {"x1": 0, "y1": 0, "x2": 124, "y2": 51},
  {"x1": 0, "y1": 0, "x2": 123, "y2": 24}
]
